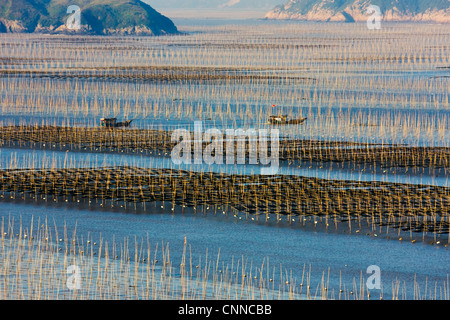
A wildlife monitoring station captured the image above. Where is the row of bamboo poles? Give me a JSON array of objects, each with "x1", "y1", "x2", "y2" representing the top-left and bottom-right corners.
[
  {"x1": 0, "y1": 125, "x2": 449, "y2": 169},
  {"x1": 0, "y1": 166, "x2": 449, "y2": 237}
]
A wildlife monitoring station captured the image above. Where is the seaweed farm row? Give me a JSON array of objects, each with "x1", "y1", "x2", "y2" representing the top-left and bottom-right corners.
[
  {"x1": 0, "y1": 66, "x2": 317, "y2": 84},
  {"x1": 1, "y1": 125, "x2": 450, "y2": 170},
  {"x1": 0, "y1": 166, "x2": 449, "y2": 242}
]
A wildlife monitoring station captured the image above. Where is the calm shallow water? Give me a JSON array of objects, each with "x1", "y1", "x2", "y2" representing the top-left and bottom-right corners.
[
  {"x1": 2, "y1": 144, "x2": 448, "y2": 299},
  {"x1": 2, "y1": 103, "x2": 450, "y2": 147},
  {"x1": 0, "y1": 22, "x2": 449, "y2": 300},
  {"x1": 2, "y1": 200, "x2": 449, "y2": 300}
]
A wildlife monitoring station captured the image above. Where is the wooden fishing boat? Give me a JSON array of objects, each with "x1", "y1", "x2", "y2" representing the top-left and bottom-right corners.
[
  {"x1": 268, "y1": 115, "x2": 307, "y2": 125},
  {"x1": 100, "y1": 118, "x2": 133, "y2": 128}
]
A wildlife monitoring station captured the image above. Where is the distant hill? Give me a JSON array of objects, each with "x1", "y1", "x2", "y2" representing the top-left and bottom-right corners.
[
  {"x1": 264, "y1": 0, "x2": 450, "y2": 23},
  {"x1": 0, "y1": 0, "x2": 179, "y2": 35}
]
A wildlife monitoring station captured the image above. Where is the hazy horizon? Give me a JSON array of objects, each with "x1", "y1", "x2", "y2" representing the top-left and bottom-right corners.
[{"x1": 142, "y1": 0, "x2": 284, "y2": 19}]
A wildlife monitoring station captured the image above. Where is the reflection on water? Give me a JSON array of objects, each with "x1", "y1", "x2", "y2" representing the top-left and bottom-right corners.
[
  {"x1": 1, "y1": 103, "x2": 450, "y2": 148},
  {"x1": 1, "y1": 201, "x2": 449, "y2": 300}
]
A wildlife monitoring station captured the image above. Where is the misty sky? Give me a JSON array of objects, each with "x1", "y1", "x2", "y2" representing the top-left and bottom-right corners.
[{"x1": 143, "y1": 0, "x2": 284, "y2": 10}]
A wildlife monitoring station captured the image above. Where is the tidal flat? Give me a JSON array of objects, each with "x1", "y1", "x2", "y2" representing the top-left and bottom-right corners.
[{"x1": 0, "y1": 21, "x2": 449, "y2": 300}]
